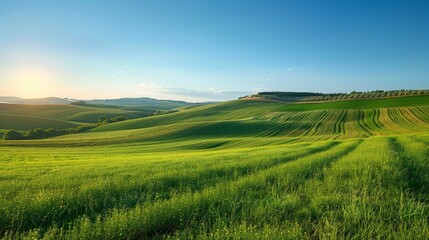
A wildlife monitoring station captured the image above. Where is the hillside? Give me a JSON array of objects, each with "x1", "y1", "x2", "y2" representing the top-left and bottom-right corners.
[
  {"x1": 1, "y1": 95, "x2": 429, "y2": 239},
  {"x1": 0, "y1": 96, "x2": 200, "y2": 131},
  {"x1": 87, "y1": 95, "x2": 429, "y2": 142},
  {"x1": 249, "y1": 89, "x2": 429, "y2": 102},
  {"x1": 1, "y1": 95, "x2": 428, "y2": 147},
  {"x1": 0, "y1": 103, "x2": 151, "y2": 130},
  {"x1": 278, "y1": 94, "x2": 429, "y2": 111},
  {"x1": 0, "y1": 113, "x2": 79, "y2": 130}
]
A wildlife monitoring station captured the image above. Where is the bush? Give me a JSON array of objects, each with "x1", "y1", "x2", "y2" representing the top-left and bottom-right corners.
[
  {"x1": 98, "y1": 115, "x2": 108, "y2": 124},
  {"x1": 26, "y1": 128, "x2": 49, "y2": 139},
  {"x1": 3, "y1": 130, "x2": 24, "y2": 140},
  {"x1": 46, "y1": 128, "x2": 62, "y2": 137},
  {"x1": 110, "y1": 116, "x2": 127, "y2": 123},
  {"x1": 75, "y1": 124, "x2": 97, "y2": 133},
  {"x1": 4, "y1": 119, "x2": 112, "y2": 141}
]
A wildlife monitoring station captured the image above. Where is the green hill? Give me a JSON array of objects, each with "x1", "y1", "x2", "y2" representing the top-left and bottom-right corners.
[
  {"x1": 1, "y1": 95, "x2": 427, "y2": 147},
  {"x1": 0, "y1": 97, "x2": 198, "y2": 131},
  {"x1": 92, "y1": 101, "x2": 282, "y2": 132},
  {"x1": 0, "y1": 113, "x2": 79, "y2": 130},
  {"x1": 89, "y1": 96, "x2": 429, "y2": 142},
  {"x1": 0, "y1": 103, "x2": 153, "y2": 130},
  {"x1": 1, "y1": 94, "x2": 429, "y2": 239},
  {"x1": 253, "y1": 89, "x2": 429, "y2": 102},
  {"x1": 278, "y1": 95, "x2": 429, "y2": 111}
]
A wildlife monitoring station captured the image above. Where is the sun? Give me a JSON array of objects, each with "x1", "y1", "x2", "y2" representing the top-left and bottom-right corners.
[{"x1": 6, "y1": 66, "x2": 61, "y2": 98}]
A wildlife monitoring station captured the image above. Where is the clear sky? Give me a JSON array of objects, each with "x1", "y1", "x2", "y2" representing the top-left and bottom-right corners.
[{"x1": 0, "y1": 0, "x2": 428, "y2": 102}]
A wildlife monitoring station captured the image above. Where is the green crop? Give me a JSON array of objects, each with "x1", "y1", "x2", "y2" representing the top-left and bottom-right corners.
[{"x1": 1, "y1": 96, "x2": 429, "y2": 239}]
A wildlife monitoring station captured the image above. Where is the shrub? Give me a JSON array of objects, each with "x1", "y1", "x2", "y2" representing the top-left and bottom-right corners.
[
  {"x1": 75, "y1": 125, "x2": 97, "y2": 133},
  {"x1": 26, "y1": 128, "x2": 49, "y2": 139},
  {"x1": 3, "y1": 130, "x2": 24, "y2": 140},
  {"x1": 110, "y1": 116, "x2": 127, "y2": 123},
  {"x1": 98, "y1": 115, "x2": 108, "y2": 124},
  {"x1": 46, "y1": 128, "x2": 62, "y2": 137}
]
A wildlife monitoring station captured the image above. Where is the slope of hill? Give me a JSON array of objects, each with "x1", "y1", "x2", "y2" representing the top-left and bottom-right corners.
[
  {"x1": 0, "y1": 103, "x2": 151, "y2": 130},
  {"x1": 1, "y1": 93, "x2": 429, "y2": 239},
  {"x1": 92, "y1": 101, "x2": 282, "y2": 132},
  {"x1": 0, "y1": 96, "x2": 200, "y2": 131},
  {"x1": 278, "y1": 95, "x2": 429, "y2": 111},
  {"x1": 0, "y1": 113, "x2": 79, "y2": 130},
  {"x1": 2, "y1": 95, "x2": 427, "y2": 147},
  {"x1": 252, "y1": 89, "x2": 429, "y2": 102},
  {"x1": 1, "y1": 94, "x2": 429, "y2": 238},
  {"x1": 88, "y1": 95, "x2": 429, "y2": 142}
]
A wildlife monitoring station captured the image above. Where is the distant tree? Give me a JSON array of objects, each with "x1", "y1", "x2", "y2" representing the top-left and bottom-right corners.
[
  {"x1": 110, "y1": 116, "x2": 127, "y2": 123},
  {"x1": 66, "y1": 128, "x2": 77, "y2": 134},
  {"x1": 3, "y1": 130, "x2": 24, "y2": 140},
  {"x1": 26, "y1": 128, "x2": 49, "y2": 139},
  {"x1": 75, "y1": 125, "x2": 96, "y2": 133},
  {"x1": 98, "y1": 115, "x2": 108, "y2": 124},
  {"x1": 70, "y1": 101, "x2": 87, "y2": 106},
  {"x1": 46, "y1": 128, "x2": 61, "y2": 137}
]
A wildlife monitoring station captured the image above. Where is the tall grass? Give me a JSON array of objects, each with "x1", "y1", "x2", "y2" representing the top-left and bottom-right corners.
[
  {"x1": 1, "y1": 97, "x2": 429, "y2": 239},
  {"x1": 1, "y1": 134, "x2": 428, "y2": 239}
]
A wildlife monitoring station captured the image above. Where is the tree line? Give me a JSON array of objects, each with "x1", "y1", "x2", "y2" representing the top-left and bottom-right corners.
[
  {"x1": 3, "y1": 115, "x2": 127, "y2": 140},
  {"x1": 70, "y1": 101, "x2": 121, "y2": 109},
  {"x1": 251, "y1": 89, "x2": 429, "y2": 102}
]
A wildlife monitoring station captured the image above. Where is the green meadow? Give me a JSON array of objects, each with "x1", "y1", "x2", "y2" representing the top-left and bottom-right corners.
[
  {"x1": 0, "y1": 103, "x2": 157, "y2": 130},
  {"x1": 277, "y1": 94, "x2": 429, "y2": 111},
  {"x1": 1, "y1": 95, "x2": 429, "y2": 239}
]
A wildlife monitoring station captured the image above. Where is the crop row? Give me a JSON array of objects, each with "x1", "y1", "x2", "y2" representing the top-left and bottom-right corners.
[
  {"x1": 7, "y1": 134, "x2": 428, "y2": 239},
  {"x1": 0, "y1": 140, "x2": 336, "y2": 237},
  {"x1": 256, "y1": 106, "x2": 429, "y2": 138}
]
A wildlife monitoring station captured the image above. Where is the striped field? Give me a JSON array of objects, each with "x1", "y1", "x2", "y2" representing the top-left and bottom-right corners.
[
  {"x1": 0, "y1": 103, "x2": 156, "y2": 130},
  {"x1": 1, "y1": 95, "x2": 429, "y2": 239}
]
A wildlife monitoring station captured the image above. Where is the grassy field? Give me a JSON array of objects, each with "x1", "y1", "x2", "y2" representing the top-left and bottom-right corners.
[
  {"x1": 0, "y1": 103, "x2": 158, "y2": 130},
  {"x1": 1, "y1": 95, "x2": 429, "y2": 239},
  {"x1": 0, "y1": 113, "x2": 80, "y2": 130},
  {"x1": 277, "y1": 95, "x2": 429, "y2": 111}
]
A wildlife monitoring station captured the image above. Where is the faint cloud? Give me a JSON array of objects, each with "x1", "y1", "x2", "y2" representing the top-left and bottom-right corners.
[
  {"x1": 115, "y1": 70, "x2": 124, "y2": 75},
  {"x1": 287, "y1": 67, "x2": 297, "y2": 71},
  {"x1": 135, "y1": 82, "x2": 252, "y2": 102}
]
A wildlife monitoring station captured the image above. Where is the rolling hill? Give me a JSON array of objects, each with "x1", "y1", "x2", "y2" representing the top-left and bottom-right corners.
[
  {"x1": 0, "y1": 96, "x2": 199, "y2": 131},
  {"x1": 277, "y1": 94, "x2": 429, "y2": 111},
  {"x1": 252, "y1": 89, "x2": 429, "y2": 102},
  {"x1": 86, "y1": 95, "x2": 429, "y2": 142},
  {"x1": 0, "y1": 103, "x2": 153, "y2": 130},
  {"x1": 0, "y1": 95, "x2": 427, "y2": 147},
  {"x1": 1, "y1": 94, "x2": 429, "y2": 239}
]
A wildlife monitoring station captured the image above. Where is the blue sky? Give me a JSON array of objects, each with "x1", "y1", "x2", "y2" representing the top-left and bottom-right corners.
[{"x1": 0, "y1": 0, "x2": 428, "y2": 101}]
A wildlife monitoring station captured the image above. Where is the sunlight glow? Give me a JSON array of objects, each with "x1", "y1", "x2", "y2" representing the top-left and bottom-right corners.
[{"x1": 6, "y1": 65, "x2": 63, "y2": 99}]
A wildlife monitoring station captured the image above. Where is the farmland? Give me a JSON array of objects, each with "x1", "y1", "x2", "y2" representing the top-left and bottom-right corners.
[
  {"x1": 277, "y1": 95, "x2": 429, "y2": 111},
  {"x1": 0, "y1": 102, "x2": 181, "y2": 130},
  {"x1": 1, "y1": 95, "x2": 429, "y2": 239}
]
